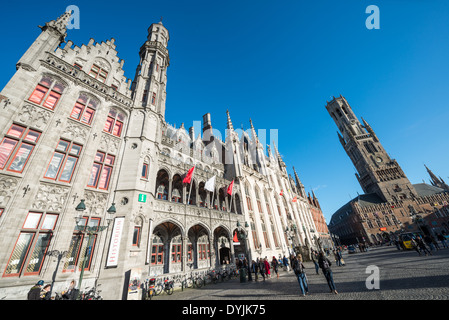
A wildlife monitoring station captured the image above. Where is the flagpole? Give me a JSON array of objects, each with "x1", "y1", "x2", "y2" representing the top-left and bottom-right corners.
[{"x1": 187, "y1": 164, "x2": 195, "y2": 205}]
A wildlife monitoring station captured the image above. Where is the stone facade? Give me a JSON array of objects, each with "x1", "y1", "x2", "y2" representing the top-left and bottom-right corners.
[{"x1": 0, "y1": 11, "x2": 331, "y2": 300}]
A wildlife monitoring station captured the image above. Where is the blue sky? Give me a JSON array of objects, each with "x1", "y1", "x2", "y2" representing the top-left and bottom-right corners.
[{"x1": 1, "y1": 0, "x2": 448, "y2": 223}]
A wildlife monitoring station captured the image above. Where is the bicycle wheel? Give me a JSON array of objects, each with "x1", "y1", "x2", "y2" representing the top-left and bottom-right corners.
[
  {"x1": 195, "y1": 277, "x2": 203, "y2": 288},
  {"x1": 154, "y1": 284, "x2": 163, "y2": 296},
  {"x1": 166, "y1": 286, "x2": 174, "y2": 295},
  {"x1": 186, "y1": 278, "x2": 193, "y2": 288}
]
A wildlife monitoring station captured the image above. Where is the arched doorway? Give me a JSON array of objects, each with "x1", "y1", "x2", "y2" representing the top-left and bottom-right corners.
[
  {"x1": 150, "y1": 221, "x2": 183, "y2": 275},
  {"x1": 214, "y1": 226, "x2": 232, "y2": 265},
  {"x1": 187, "y1": 224, "x2": 211, "y2": 270}
]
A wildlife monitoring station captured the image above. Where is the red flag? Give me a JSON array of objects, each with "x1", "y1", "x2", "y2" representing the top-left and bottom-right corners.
[
  {"x1": 292, "y1": 196, "x2": 297, "y2": 202},
  {"x1": 233, "y1": 231, "x2": 239, "y2": 243},
  {"x1": 183, "y1": 166, "x2": 195, "y2": 184},
  {"x1": 227, "y1": 180, "x2": 234, "y2": 195},
  {"x1": 280, "y1": 190, "x2": 283, "y2": 196}
]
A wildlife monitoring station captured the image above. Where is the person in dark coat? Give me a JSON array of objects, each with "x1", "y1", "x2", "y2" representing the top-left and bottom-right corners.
[
  {"x1": 41, "y1": 284, "x2": 52, "y2": 300},
  {"x1": 258, "y1": 258, "x2": 266, "y2": 281},
  {"x1": 62, "y1": 280, "x2": 78, "y2": 300},
  {"x1": 318, "y1": 252, "x2": 338, "y2": 294},
  {"x1": 27, "y1": 280, "x2": 44, "y2": 300},
  {"x1": 251, "y1": 260, "x2": 259, "y2": 281}
]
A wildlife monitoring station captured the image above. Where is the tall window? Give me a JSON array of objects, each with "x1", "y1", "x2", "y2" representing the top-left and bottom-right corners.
[
  {"x1": 87, "y1": 151, "x2": 115, "y2": 190},
  {"x1": 151, "y1": 235, "x2": 164, "y2": 265},
  {"x1": 198, "y1": 235, "x2": 209, "y2": 261},
  {"x1": 249, "y1": 214, "x2": 260, "y2": 250},
  {"x1": 141, "y1": 162, "x2": 149, "y2": 179},
  {"x1": 0, "y1": 124, "x2": 41, "y2": 173},
  {"x1": 3, "y1": 212, "x2": 58, "y2": 277},
  {"x1": 63, "y1": 217, "x2": 100, "y2": 272},
  {"x1": 132, "y1": 226, "x2": 141, "y2": 247},
  {"x1": 88, "y1": 64, "x2": 108, "y2": 83},
  {"x1": 103, "y1": 109, "x2": 125, "y2": 137},
  {"x1": 151, "y1": 92, "x2": 157, "y2": 105},
  {"x1": 28, "y1": 76, "x2": 64, "y2": 110},
  {"x1": 171, "y1": 235, "x2": 182, "y2": 263},
  {"x1": 70, "y1": 95, "x2": 98, "y2": 125},
  {"x1": 44, "y1": 139, "x2": 82, "y2": 183}
]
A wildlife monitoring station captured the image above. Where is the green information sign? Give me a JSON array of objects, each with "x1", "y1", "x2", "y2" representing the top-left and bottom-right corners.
[{"x1": 138, "y1": 194, "x2": 147, "y2": 203}]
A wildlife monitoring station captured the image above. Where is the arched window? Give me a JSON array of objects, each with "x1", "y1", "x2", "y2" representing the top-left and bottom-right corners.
[
  {"x1": 172, "y1": 174, "x2": 183, "y2": 203},
  {"x1": 70, "y1": 93, "x2": 98, "y2": 125},
  {"x1": 151, "y1": 235, "x2": 164, "y2": 265},
  {"x1": 156, "y1": 169, "x2": 169, "y2": 200},
  {"x1": 28, "y1": 76, "x2": 65, "y2": 110},
  {"x1": 104, "y1": 109, "x2": 125, "y2": 137}
]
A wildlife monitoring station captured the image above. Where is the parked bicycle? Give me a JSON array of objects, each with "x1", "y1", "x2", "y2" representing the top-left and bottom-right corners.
[{"x1": 79, "y1": 284, "x2": 102, "y2": 300}]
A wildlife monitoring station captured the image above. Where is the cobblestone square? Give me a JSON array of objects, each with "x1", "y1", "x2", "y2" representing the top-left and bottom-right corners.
[{"x1": 151, "y1": 245, "x2": 449, "y2": 300}]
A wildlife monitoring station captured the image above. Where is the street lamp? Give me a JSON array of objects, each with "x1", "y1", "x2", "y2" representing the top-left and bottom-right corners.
[{"x1": 74, "y1": 199, "x2": 115, "y2": 299}]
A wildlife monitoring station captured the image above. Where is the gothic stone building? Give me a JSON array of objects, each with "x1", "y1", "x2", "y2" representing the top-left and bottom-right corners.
[
  {"x1": 0, "y1": 12, "x2": 330, "y2": 299},
  {"x1": 327, "y1": 96, "x2": 449, "y2": 245}
]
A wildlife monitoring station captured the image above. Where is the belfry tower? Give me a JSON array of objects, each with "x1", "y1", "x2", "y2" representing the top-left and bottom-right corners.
[{"x1": 326, "y1": 95, "x2": 418, "y2": 202}]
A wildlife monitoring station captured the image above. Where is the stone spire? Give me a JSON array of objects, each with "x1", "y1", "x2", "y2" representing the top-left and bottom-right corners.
[
  {"x1": 226, "y1": 109, "x2": 234, "y2": 130},
  {"x1": 39, "y1": 10, "x2": 72, "y2": 39},
  {"x1": 425, "y1": 165, "x2": 449, "y2": 191}
]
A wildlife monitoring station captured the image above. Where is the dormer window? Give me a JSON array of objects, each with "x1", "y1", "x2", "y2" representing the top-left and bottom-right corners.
[{"x1": 89, "y1": 64, "x2": 108, "y2": 83}]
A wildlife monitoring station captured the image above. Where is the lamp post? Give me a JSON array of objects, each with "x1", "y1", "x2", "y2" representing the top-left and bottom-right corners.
[{"x1": 74, "y1": 199, "x2": 115, "y2": 299}]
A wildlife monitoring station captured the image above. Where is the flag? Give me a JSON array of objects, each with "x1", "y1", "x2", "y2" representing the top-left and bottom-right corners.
[
  {"x1": 205, "y1": 176, "x2": 216, "y2": 192},
  {"x1": 280, "y1": 190, "x2": 283, "y2": 196},
  {"x1": 227, "y1": 180, "x2": 234, "y2": 195},
  {"x1": 292, "y1": 196, "x2": 297, "y2": 202},
  {"x1": 183, "y1": 166, "x2": 195, "y2": 184},
  {"x1": 233, "y1": 231, "x2": 240, "y2": 245}
]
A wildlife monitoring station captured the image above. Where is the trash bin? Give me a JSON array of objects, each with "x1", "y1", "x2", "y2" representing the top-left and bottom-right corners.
[{"x1": 239, "y1": 268, "x2": 247, "y2": 283}]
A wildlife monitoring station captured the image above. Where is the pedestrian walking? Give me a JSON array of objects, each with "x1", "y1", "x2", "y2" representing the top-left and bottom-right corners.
[
  {"x1": 251, "y1": 260, "x2": 259, "y2": 281},
  {"x1": 311, "y1": 250, "x2": 320, "y2": 274},
  {"x1": 318, "y1": 252, "x2": 338, "y2": 294},
  {"x1": 416, "y1": 236, "x2": 432, "y2": 256},
  {"x1": 282, "y1": 255, "x2": 289, "y2": 272},
  {"x1": 244, "y1": 259, "x2": 252, "y2": 281},
  {"x1": 264, "y1": 258, "x2": 271, "y2": 279},
  {"x1": 271, "y1": 256, "x2": 279, "y2": 279},
  {"x1": 424, "y1": 235, "x2": 435, "y2": 251},
  {"x1": 437, "y1": 233, "x2": 448, "y2": 248},
  {"x1": 430, "y1": 235, "x2": 440, "y2": 250},
  {"x1": 27, "y1": 280, "x2": 44, "y2": 300},
  {"x1": 258, "y1": 258, "x2": 266, "y2": 281},
  {"x1": 292, "y1": 255, "x2": 308, "y2": 296}
]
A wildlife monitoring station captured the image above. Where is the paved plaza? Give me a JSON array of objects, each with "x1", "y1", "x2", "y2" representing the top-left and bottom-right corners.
[{"x1": 152, "y1": 245, "x2": 449, "y2": 300}]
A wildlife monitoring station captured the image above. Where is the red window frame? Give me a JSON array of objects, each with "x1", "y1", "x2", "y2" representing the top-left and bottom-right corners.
[
  {"x1": 70, "y1": 96, "x2": 97, "y2": 125},
  {"x1": 132, "y1": 226, "x2": 141, "y2": 246},
  {"x1": 142, "y1": 163, "x2": 149, "y2": 179},
  {"x1": 103, "y1": 110, "x2": 124, "y2": 137},
  {"x1": 89, "y1": 64, "x2": 108, "y2": 83},
  {"x1": 151, "y1": 245, "x2": 164, "y2": 265},
  {"x1": 151, "y1": 92, "x2": 156, "y2": 105},
  {"x1": 0, "y1": 124, "x2": 41, "y2": 173},
  {"x1": 3, "y1": 211, "x2": 57, "y2": 277},
  {"x1": 43, "y1": 139, "x2": 82, "y2": 183},
  {"x1": 28, "y1": 78, "x2": 63, "y2": 110},
  {"x1": 87, "y1": 151, "x2": 115, "y2": 190},
  {"x1": 171, "y1": 244, "x2": 182, "y2": 263}
]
